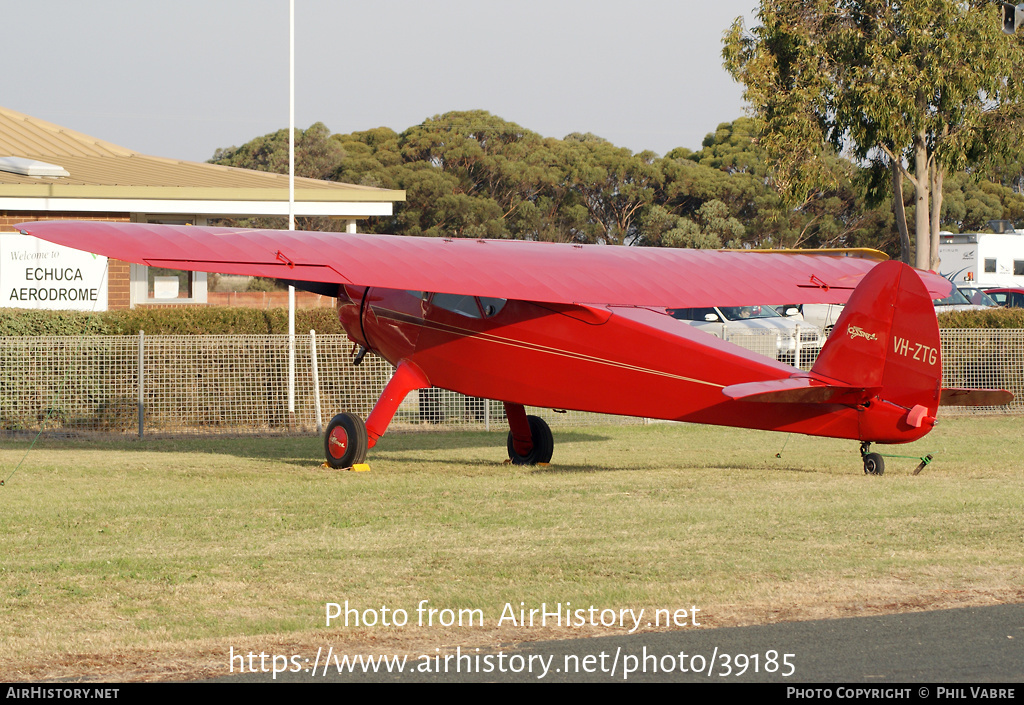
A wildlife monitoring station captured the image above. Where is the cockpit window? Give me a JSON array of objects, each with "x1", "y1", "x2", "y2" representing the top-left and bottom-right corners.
[
  {"x1": 432, "y1": 293, "x2": 483, "y2": 318},
  {"x1": 428, "y1": 294, "x2": 508, "y2": 319},
  {"x1": 478, "y1": 297, "x2": 506, "y2": 317}
]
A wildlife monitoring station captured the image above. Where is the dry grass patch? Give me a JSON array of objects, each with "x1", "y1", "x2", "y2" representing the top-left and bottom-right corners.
[{"x1": 1, "y1": 416, "x2": 1022, "y2": 680}]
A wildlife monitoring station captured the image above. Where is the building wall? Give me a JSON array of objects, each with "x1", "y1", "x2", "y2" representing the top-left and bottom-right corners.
[
  {"x1": 207, "y1": 290, "x2": 336, "y2": 308},
  {"x1": 107, "y1": 258, "x2": 131, "y2": 309},
  {"x1": 0, "y1": 211, "x2": 130, "y2": 231}
]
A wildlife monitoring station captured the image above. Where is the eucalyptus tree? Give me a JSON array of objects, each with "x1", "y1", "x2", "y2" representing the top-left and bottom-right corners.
[
  {"x1": 724, "y1": 0, "x2": 1024, "y2": 267},
  {"x1": 655, "y1": 118, "x2": 888, "y2": 251},
  {"x1": 552, "y1": 133, "x2": 662, "y2": 245},
  {"x1": 210, "y1": 122, "x2": 344, "y2": 181}
]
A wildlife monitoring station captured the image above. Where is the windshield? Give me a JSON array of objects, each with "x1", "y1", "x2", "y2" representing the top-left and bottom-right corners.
[
  {"x1": 717, "y1": 305, "x2": 782, "y2": 321},
  {"x1": 958, "y1": 287, "x2": 998, "y2": 306},
  {"x1": 933, "y1": 287, "x2": 970, "y2": 305}
]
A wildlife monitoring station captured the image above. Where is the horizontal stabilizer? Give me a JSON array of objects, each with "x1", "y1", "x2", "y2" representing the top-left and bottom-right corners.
[
  {"x1": 723, "y1": 377, "x2": 870, "y2": 405},
  {"x1": 940, "y1": 388, "x2": 1015, "y2": 407}
]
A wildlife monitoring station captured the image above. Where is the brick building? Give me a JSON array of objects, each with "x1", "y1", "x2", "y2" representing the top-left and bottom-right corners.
[{"x1": 0, "y1": 106, "x2": 404, "y2": 310}]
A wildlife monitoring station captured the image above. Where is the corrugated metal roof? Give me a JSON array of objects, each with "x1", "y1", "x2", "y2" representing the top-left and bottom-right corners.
[{"x1": 0, "y1": 106, "x2": 404, "y2": 203}]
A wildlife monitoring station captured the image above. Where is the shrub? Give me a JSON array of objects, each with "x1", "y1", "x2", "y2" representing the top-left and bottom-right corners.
[
  {"x1": 937, "y1": 308, "x2": 1024, "y2": 329},
  {"x1": 0, "y1": 307, "x2": 345, "y2": 336}
]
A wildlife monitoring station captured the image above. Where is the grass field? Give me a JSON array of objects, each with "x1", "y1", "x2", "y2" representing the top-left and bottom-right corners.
[{"x1": 1, "y1": 416, "x2": 1022, "y2": 681}]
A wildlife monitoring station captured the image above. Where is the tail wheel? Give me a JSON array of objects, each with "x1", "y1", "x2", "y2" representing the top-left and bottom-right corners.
[
  {"x1": 325, "y1": 412, "x2": 369, "y2": 469},
  {"x1": 507, "y1": 415, "x2": 554, "y2": 465},
  {"x1": 863, "y1": 453, "x2": 885, "y2": 475}
]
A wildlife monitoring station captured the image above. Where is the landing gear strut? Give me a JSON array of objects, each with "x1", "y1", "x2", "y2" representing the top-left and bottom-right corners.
[
  {"x1": 323, "y1": 360, "x2": 430, "y2": 469},
  {"x1": 860, "y1": 441, "x2": 885, "y2": 475}
]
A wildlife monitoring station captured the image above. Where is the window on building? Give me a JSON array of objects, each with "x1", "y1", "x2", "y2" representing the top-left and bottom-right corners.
[
  {"x1": 132, "y1": 262, "x2": 206, "y2": 305},
  {"x1": 129, "y1": 218, "x2": 208, "y2": 306},
  {"x1": 148, "y1": 267, "x2": 194, "y2": 300}
]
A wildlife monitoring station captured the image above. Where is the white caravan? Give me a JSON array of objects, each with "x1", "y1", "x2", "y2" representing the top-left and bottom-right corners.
[{"x1": 938, "y1": 232, "x2": 1024, "y2": 287}]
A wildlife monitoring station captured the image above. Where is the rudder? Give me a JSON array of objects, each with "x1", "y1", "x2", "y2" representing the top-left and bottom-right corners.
[{"x1": 811, "y1": 260, "x2": 942, "y2": 439}]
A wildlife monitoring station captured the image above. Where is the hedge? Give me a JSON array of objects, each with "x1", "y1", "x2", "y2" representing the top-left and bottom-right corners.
[
  {"x1": 0, "y1": 307, "x2": 345, "y2": 336},
  {"x1": 936, "y1": 308, "x2": 1024, "y2": 329},
  {"x1": 1, "y1": 305, "x2": 1021, "y2": 336}
]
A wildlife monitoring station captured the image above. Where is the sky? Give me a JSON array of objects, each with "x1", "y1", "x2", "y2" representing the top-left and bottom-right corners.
[{"x1": 7, "y1": 1, "x2": 759, "y2": 164}]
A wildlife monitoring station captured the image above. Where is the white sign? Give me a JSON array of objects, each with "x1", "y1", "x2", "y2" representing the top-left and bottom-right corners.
[
  {"x1": 152, "y1": 275, "x2": 179, "y2": 299},
  {"x1": 1, "y1": 233, "x2": 108, "y2": 310}
]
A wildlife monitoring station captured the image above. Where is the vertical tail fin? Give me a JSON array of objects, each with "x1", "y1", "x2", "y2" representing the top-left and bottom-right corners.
[
  {"x1": 811, "y1": 260, "x2": 942, "y2": 437},
  {"x1": 723, "y1": 260, "x2": 1010, "y2": 441}
]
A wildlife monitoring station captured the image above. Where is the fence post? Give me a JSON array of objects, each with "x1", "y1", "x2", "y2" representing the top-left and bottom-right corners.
[
  {"x1": 310, "y1": 329, "x2": 323, "y2": 434},
  {"x1": 795, "y1": 323, "x2": 802, "y2": 368},
  {"x1": 137, "y1": 330, "x2": 145, "y2": 438}
]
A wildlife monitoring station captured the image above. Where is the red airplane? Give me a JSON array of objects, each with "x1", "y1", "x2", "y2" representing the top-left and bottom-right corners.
[{"x1": 18, "y1": 221, "x2": 1013, "y2": 474}]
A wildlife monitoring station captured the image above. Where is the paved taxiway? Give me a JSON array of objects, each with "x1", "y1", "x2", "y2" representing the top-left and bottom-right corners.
[{"x1": 217, "y1": 602, "x2": 1023, "y2": 683}]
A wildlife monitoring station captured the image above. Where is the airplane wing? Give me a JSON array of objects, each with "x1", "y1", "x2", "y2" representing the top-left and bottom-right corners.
[{"x1": 16, "y1": 221, "x2": 952, "y2": 308}]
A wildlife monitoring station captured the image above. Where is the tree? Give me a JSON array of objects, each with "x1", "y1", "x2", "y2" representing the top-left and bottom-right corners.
[
  {"x1": 397, "y1": 111, "x2": 564, "y2": 239},
  {"x1": 723, "y1": 0, "x2": 1024, "y2": 268},
  {"x1": 208, "y1": 122, "x2": 353, "y2": 234},
  {"x1": 330, "y1": 112, "x2": 583, "y2": 241},
  {"x1": 641, "y1": 200, "x2": 744, "y2": 249},
  {"x1": 655, "y1": 118, "x2": 889, "y2": 252},
  {"x1": 940, "y1": 173, "x2": 1024, "y2": 232},
  {"x1": 557, "y1": 133, "x2": 662, "y2": 245},
  {"x1": 210, "y1": 122, "x2": 344, "y2": 181}
]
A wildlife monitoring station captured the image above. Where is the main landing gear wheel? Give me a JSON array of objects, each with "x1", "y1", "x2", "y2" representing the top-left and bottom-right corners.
[
  {"x1": 507, "y1": 415, "x2": 554, "y2": 465},
  {"x1": 863, "y1": 453, "x2": 885, "y2": 475},
  {"x1": 325, "y1": 412, "x2": 368, "y2": 469}
]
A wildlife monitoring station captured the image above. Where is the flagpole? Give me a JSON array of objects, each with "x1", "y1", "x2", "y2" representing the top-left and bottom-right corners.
[{"x1": 287, "y1": 0, "x2": 296, "y2": 424}]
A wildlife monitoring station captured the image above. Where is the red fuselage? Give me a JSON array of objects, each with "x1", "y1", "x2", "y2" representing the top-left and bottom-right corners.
[{"x1": 337, "y1": 285, "x2": 927, "y2": 444}]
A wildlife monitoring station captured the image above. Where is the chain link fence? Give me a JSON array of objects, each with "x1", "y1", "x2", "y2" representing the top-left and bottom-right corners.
[
  {"x1": 717, "y1": 326, "x2": 822, "y2": 370},
  {"x1": 0, "y1": 334, "x2": 635, "y2": 437},
  {"x1": 722, "y1": 327, "x2": 1023, "y2": 415},
  {"x1": 938, "y1": 329, "x2": 1024, "y2": 414},
  {"x1": 1, "y1": 330, "x2": 1020, "y2": 437}
]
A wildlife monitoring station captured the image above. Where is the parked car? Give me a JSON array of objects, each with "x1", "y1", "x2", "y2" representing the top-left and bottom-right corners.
[
  {"x1": 796, "y1": 303, "x2": 845, "y2": 337},
  {"x1": 983, "y1": 287, "x2": 1024, "y2": 308},
  {"x1": 668, "y1": 305, "x2": 822, "y2": 369},
  {"x1": 771, "y1": 305, "x2": 804, "y2": 320},
  {"x1": 957, "y1": 286, "x2": 1000, "y2": 307},
  {"x1": 933, "y1": 285, "x2": 998, "y2": 312},
  {"x1": 807, "y1": 285, "x2": 996, "y2": 331}
]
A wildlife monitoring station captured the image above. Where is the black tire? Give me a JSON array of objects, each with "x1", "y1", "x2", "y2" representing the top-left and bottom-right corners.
[
  {"x1": 324, "y1": 412, "x2": 369, "y2": 469},
  {"x1": 863, "y1": 452, "x2": 885, "y2": 475},
  {"x1": 507, "y1": 415, "x2": 554, "y2": 465}
]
